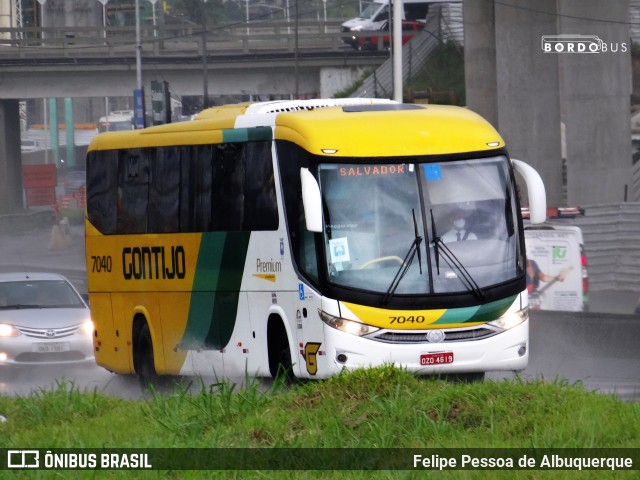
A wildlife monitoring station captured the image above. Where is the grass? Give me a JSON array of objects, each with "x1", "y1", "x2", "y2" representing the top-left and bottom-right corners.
[{"x1": 0, "y1": 367, "x2": 638, "y2": 478}]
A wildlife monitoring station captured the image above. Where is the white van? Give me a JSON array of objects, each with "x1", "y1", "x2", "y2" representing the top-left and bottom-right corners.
[
  {"x1": 341, "y1": 0, "x2": 434, "y2": 42},
  {"x1": 524, "y1": 209, "x2": 588, "y2": 312},
  {"x1": 97, "y1": 110, "x2": 134, "y2": 133}
]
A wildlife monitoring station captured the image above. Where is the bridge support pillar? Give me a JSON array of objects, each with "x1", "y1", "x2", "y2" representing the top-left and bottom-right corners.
[
  {"x1": 559, "y1": 0, "x2": 632, "y2": 205},
  {"x1": 0, "y1": 99, "x2": 24, "y2": 214},
  {"x1": 464, "y1": 0, "x2": 632, "y2": 206},
  {"x1": 464, "y1": 0, "x2": 563, "y2": 206}
]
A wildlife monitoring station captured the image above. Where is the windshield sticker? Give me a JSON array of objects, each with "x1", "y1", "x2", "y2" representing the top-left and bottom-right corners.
[
  {"x1": 424, "y1": 164, "x2": 443, "y2": 181},
  {"x1": 339, "y1": 165, "x2": 406, "y2": 177},
  {"x1": 329, "y1": 237, "x2": 350, "y2": 264}
]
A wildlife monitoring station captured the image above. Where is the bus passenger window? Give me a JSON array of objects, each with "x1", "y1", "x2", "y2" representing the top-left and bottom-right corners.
[
  {"x1": 117, "y1": 150, "x2": 149, "y2": 234},
  {"x1": 243, "y1": 141, "x2": 278, "y2": 231},
  {"x1": 211, "y1": 144, "x2": 244, "y2": 231},
  {"x1": 86, "y1": 150, "x2": 118, "y2": 234},
  {"x1": 149, "y1": 147, "x2": 181, "y2": 233}
]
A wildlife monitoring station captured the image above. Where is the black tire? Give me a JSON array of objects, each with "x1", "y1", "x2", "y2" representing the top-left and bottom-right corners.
[
  {"x1": 267, "y1": 319, "x2": 295, "y2": 383},
  {"x1": 133, "y1": 321, "x2": 157, "y2": 388}
]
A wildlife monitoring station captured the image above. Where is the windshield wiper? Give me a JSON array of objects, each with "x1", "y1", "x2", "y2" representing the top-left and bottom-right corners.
[
  {"x1": 432, "y1": 237, "x2": 485, "y2": 300},
  {"x1": 0, "y1": 304, "x2": 31, "y2": 310},
  {"x1": 430, "y1": 209, "x2": 440, "y2": 273},
  {"x1": 382, "y1": 209, "x2": 423, "y2": 305}
]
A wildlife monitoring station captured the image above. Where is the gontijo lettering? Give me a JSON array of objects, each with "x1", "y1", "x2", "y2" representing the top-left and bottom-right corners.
[{"x1": 122, "y1": 246, "x2": 186, "y2": 280}]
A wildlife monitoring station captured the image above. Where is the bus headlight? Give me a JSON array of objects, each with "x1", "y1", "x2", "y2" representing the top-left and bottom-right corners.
[
  {"x1": 488, "y1": 308, "x2": 528, "y2": 330},
  {"x1": 319, "y1": 310, "x2": 379, "y2": 337}
]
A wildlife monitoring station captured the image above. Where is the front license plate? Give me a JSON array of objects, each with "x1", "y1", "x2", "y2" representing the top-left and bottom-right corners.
[
  {"x1": 32, "y1": 343, "x2": 69, "y2": 353},
  {"x1": 420, "y1": 352, "x2": 454, "y2": 366}
]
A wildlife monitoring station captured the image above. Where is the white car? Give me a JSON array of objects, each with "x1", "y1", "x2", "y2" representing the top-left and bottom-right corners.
[
  {"x1": 0, "y1": 272, "x2": 94, "y2": 366},
  {"x1": 20, "y1": 139, "x2": 39, "y2": 152}
]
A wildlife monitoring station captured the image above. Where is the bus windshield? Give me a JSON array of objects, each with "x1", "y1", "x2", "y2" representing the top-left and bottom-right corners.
[{"x1": 318, "y1": 156, "x2": 522, "y2": 296}]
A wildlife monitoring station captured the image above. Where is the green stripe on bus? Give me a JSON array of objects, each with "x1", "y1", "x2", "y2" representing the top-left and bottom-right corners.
[
  {"x1": 433, "y1": 295, "x2": 517, "y2": 325},
  {"x1": 468, "y1": 295, "x2": 518, "y2": 323},
  {"x1": 222, "y1": 127, "x2": 272, "y2": 143},
  {"x1": 183, "y1": 232, "x2": 251, "y2": 350}
]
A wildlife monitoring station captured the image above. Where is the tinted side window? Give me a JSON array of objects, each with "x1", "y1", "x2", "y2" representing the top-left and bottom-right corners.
[
  {"x1": 117, "y1": 149, "x2": 149, "y2": 234},
  {"x1": 86, "y1": 150, "x2": 118, "y2": 234},
  {"x1": 244, "y1": 141, "x2": 278, "y2": 231},
  {"x1": 86, "y1": 139, "x2": 278, "y2": 234},
  {"x1": 149, "y1": 147, "x2": 181, "y2": 233},
  {"x1": 276, "y1": 141, "x2": 319, "y2": 285},
  {"x1": 211, "y1": 144, "x2": 244, "y2": 231}
]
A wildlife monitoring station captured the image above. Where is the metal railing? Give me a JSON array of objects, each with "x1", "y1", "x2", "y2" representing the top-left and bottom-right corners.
[{"x1": 0, "y1": 21, "x2": 380, "y2": 59}]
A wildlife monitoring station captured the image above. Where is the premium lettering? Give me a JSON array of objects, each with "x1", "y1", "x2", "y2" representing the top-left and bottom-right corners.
[
  {"x1": 256, "y1": 258, "x2": 282, "y2": 273},
  {"x1": 122, "y1": 246, "x2": 186, "y2": 280}
]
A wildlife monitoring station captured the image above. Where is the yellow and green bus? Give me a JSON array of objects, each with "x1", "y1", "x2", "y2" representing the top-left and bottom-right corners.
[{"x1": 85, "y1": 98, "x2": 546, "y2": 382}]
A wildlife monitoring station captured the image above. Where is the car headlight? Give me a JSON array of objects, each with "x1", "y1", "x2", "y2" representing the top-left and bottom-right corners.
[
  {"x1": 488, "y1": 307, "x2": 528, "y2": 330},
  {"x1": 319, "y1": 310, "x2": 379, "y2": 337},
  {"x1": 0, "y1": 323, "x2": 20, "y2": 337},
  {"x1": 81, "y1": 319, "x2": 94, "y2": 336},
  {"x1": 350, "y1": 25, "x2": 363, "y2": 32}
]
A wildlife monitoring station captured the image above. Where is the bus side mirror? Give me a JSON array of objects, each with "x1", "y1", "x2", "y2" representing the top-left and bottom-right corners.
[
  {"x1": 512, "y1": 159, "x2": 547, "y2": 224},
  {"x1": 300, "y1": 168, "x2": 323, "y2": 233}
]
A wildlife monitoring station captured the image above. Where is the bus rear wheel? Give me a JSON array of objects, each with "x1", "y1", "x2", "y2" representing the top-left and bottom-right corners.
[{"x1": 133, "y1": 320, "x2": 157, "y2": 387}]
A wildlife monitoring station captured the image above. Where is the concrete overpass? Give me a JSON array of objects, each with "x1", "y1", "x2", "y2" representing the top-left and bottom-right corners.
[
  {"x1": 0, "y1": 21, "x2": 387, "y2": 99},
  {"x1": 1, "y1": 3, "x2": 636, "y2": 212},
  {"x1": 0, "y1": 21, "x2": 389, "y2": 213}
]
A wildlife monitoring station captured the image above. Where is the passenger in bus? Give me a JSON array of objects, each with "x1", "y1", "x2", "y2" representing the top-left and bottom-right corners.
[{"x1": 441, "y1": 208, "x2": 477, "y2": 243}]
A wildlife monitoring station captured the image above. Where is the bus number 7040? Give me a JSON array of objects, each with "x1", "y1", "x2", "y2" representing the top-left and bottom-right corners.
[
  {"x1": 91, "y1": 255, "x2": 112, "y2": 273},
  {"x1": 389, "y1": 316, "x2": 425, "y2": 324}
]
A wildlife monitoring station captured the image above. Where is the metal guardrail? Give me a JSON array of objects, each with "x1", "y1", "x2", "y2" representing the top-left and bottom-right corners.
[
  {"x1": 574, "y1": 202, "x2": 640, "y2": 293},
  {"x1": 0, "y1": 21, "x2": 382, "y2": 59}
]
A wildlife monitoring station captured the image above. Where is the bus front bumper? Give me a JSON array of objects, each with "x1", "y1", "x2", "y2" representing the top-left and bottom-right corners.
[{"x1": 321, "y1": 319, "x2": 529, "y2": 376}]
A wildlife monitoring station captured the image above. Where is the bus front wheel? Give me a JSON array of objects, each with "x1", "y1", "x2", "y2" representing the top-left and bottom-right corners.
[{"x1": 267, "y1": 317, "x2": 295, "y2": 383}]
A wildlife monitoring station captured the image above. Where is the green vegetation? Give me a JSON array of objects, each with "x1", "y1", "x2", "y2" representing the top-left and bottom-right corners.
[
  {"x1": 1, "y1": 367, "x2": 638, "y2": 478},
  {"x1": 405, "y1": 42, "x2": 466, "y2": 106},
  {"x1": 333, "y1": 42, "x2": 466, "y2": 105}
]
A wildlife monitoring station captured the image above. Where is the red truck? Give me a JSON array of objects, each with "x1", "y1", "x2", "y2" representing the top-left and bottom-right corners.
[{"x1": 353, "y1": 20, "x2": 425, "y2": 51}]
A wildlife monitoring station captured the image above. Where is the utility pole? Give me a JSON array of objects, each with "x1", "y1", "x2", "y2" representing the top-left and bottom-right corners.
[
  {"x1": 202, "y1": 0, "x2": 209, "y2": 108},
  {"x1": 135, "y1": 0, "x2": 142, "y2": 92},
  {"x1": 134, "y1": 0, "x2": 145, "y2": 128},
  {"x1": 294, "y1": 0, "x2": 299, "y2": 98},
  {"x1": 392, "y1": 0, "x2": 402, "y2": 102}
]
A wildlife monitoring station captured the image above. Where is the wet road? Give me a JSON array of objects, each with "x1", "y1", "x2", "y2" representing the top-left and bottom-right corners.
[
  {"x1": 1, "y1": 309, "x2": 639, "y2": 402},
  {"x1": 0, "y1": 224, "x2": 638, "y2": 401}
]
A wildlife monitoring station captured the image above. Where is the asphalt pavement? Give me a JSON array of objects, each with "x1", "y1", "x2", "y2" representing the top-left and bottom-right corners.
[
  {"x1": 0, "y1": 221, "x2": 87, "y2": 294},
  {"x1": 0, "y1": 219, "x2": 638, "y2": 401}
]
